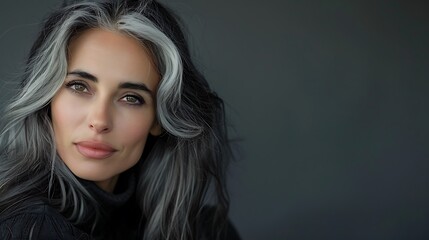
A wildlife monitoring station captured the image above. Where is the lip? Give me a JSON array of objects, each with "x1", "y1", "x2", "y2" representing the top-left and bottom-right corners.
[{"x1": 75, "y1": 141, "x2": 117, "y2": 159}]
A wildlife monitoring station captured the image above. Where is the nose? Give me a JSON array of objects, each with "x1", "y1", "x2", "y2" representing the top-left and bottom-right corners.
[{"x1": 87, "y1": 98, "x2": 113, "y2": 134}]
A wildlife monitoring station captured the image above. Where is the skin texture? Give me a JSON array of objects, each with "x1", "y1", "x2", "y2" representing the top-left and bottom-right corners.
[{"x1": 51, "y1": 28, "x2": 161, "y2": 192}]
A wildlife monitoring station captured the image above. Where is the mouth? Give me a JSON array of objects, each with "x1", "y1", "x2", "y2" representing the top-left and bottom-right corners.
[{"x1": 74, "y1": 141, "x2": 117, "y2": 159}]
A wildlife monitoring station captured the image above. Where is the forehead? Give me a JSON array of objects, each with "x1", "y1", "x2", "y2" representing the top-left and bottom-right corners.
[{"x1": 67, "y1": 28, "x2": 160, "y2": 88}]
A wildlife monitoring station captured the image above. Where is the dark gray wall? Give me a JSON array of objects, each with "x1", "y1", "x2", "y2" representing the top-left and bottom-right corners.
[{"x1": 1, "y1": 1, "x2": 428, "y2": 240}]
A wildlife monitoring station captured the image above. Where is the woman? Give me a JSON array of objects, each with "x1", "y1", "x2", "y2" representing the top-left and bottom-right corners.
[{"x1": 0, "y1": 0, "x2": 239, "y2": 239}]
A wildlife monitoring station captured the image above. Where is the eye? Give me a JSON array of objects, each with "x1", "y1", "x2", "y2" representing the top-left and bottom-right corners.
[
  {"x1": 120, "y1": 94, "x2": 144, "y2": 105},
  {"x1": 65, "y1": 81, "x2": 90, "y2": 93}
]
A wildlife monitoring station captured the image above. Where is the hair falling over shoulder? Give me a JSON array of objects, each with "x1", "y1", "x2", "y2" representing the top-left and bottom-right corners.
[{"x1": 0, "y1": 1, "x2": 232, "y2": 239}]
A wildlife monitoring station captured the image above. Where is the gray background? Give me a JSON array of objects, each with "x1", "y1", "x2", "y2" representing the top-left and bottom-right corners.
[{"x1": 1, "y1": 1, "x2": 428, "y2": 239}]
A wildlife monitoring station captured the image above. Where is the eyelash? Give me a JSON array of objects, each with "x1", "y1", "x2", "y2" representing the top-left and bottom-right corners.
[
  {"x1": 120, "y1": 94, "x2": 145, "y2": 105},
  {"x1": 65, "y1": 80, "x2": 145, "y2": 106},
  {"x1": 65, "y1": 80, "x2": 89, "y2": 94}
]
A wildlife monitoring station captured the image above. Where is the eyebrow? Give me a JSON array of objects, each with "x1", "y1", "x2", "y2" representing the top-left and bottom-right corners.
[
  {"x1": 68, "y1": 70, "x2": 97, "y2": 82},
  {"x1": 67, "y1": 70, "x2": 153, "y2": 95},
  {"x1": 118, "y1": 82, "x2": 152, "y2": 95}
]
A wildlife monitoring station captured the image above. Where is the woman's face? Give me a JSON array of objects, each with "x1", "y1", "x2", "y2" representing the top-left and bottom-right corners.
[{"x1": 51, "y1": 28, "x2": 161, "y2": 192}]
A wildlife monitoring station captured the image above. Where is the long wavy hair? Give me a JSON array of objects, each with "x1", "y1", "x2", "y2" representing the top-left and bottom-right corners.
[{"x1": 0, "y1": 1, "x2": 231, "y2": 239}]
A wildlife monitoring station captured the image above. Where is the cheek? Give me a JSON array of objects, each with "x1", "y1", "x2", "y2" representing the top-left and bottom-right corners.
[
  {"x1": 118, "y1": 117, "x2": 151, "y2": 146},
  {"x1": 51, "y1": 92, "x2": 85, "y2": 142},
  {"x1": 115, "y1": 110, "x2": 155, "y2": 154}
]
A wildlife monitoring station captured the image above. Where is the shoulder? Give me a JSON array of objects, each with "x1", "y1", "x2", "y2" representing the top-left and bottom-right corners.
[
  {"x1": 0, "y1": 203, "x2": 90, "y2": 240},
  {"x1": 199, "y1": 206, "x2": 241, "y2": 240}
]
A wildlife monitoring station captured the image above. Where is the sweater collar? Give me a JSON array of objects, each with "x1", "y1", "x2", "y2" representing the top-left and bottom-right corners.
[{"x1": 79, "y1": 169, "x2": 136, "y2": 208}]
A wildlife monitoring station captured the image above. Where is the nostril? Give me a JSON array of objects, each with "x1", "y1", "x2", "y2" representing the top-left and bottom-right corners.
[{"x1": 89, "y1": 122, "x2": 110, "y2": 133}]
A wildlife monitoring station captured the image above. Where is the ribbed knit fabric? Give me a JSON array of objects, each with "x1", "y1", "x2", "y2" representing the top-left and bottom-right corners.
[
  {"x1": 0, "y1": 171, "x2": 138, "y2": 240},
  {"x1": 0, "y1": 170, "x2": 241, "y2": 239}
]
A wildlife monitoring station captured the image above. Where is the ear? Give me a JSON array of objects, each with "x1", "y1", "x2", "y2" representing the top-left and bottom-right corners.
[{"x1": 150, "y1": 121, "x2": 162, "y2": 136}]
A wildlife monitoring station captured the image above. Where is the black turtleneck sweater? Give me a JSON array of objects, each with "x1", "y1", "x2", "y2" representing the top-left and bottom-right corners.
[
  {"x1": 0, "y1": 171, "x2": 138, "y2": 239},
  {"x1": 0, "y1": 172, "x2": 241, "y2": 240}
]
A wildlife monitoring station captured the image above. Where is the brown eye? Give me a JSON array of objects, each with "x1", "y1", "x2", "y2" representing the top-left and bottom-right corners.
[
  {"x1": 120, "y1": 95, "x2": 144, "y2": 105},
  {"x1": 65, "y1": 81, "x2": 90, "y2": 93},
  {"x1": 72, "y1": 84, "x2": 87, "y2": 92}
]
